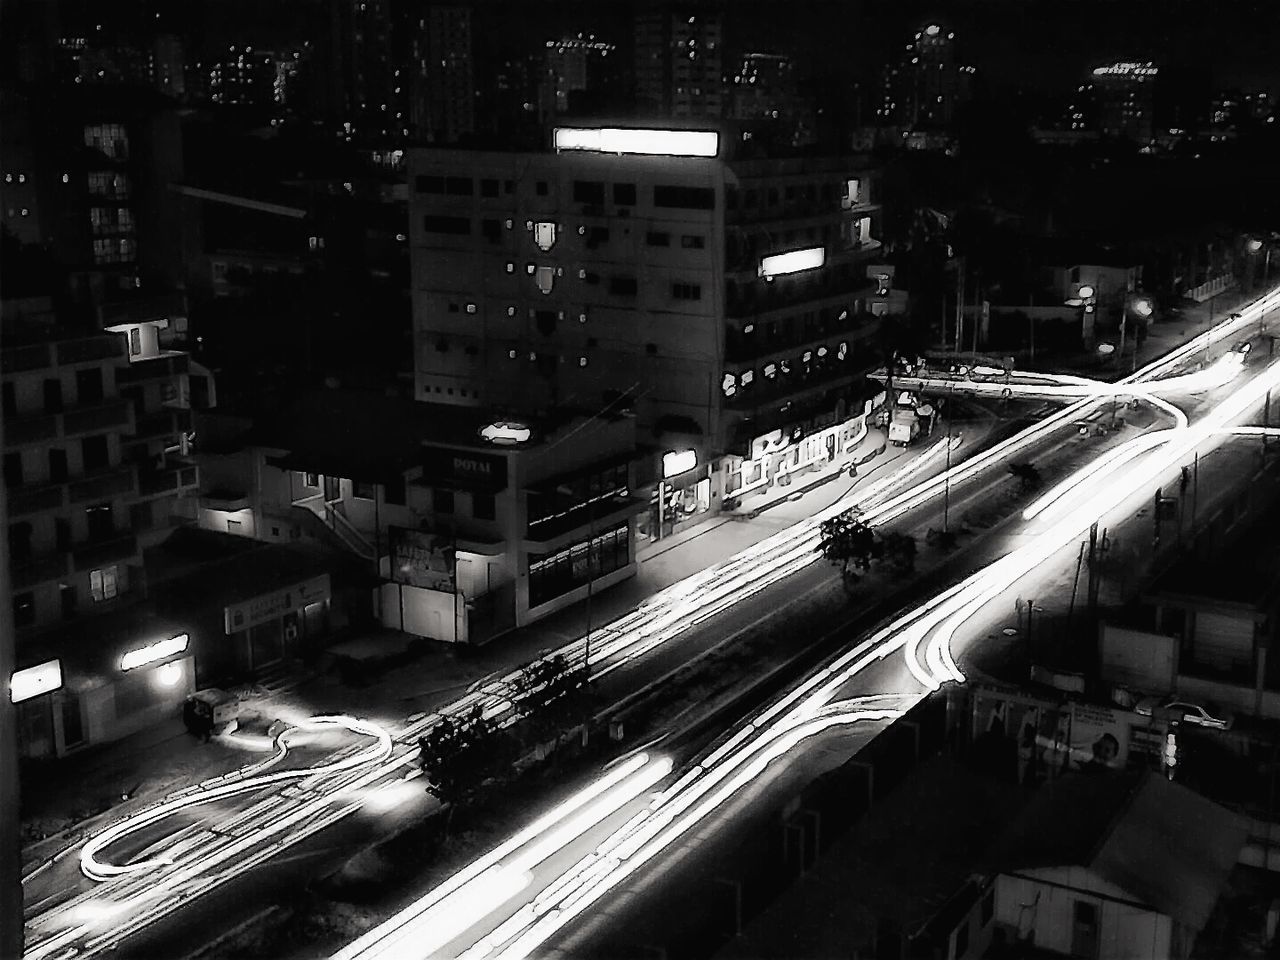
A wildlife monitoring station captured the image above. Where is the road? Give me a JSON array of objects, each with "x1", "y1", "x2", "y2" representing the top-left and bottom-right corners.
[
  {"x1": 22, "y1": 287, "x2": 1280, "y2": 960},
  {"x1": 331, "y1": 284, "x2": 1280, "y2": 960}
]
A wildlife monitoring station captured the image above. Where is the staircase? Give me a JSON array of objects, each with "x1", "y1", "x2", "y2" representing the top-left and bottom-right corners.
[{"x1": 284, "y1": 501, "x2": 376, "y2": 562}]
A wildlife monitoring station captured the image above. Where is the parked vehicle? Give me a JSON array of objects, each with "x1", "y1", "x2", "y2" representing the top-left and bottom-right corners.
[{"x1": 1134, "y1": 696, "x2": 1233, "y2": 730}]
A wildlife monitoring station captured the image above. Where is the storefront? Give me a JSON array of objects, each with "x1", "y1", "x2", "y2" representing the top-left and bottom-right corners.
[
  {"x1": 723, "y1": 406, "x2": 871, "y2": 505},
  {"x1": 638, "y1": 450, "x2": 716, "y2": 543},
  {"x1": 223, "y1": 574, "x2": 331, "y2": 675}
]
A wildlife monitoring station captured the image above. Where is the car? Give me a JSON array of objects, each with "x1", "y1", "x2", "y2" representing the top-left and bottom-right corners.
[{"x1": 1134, "y1": 696, "x2": 1233, "y2": 730}]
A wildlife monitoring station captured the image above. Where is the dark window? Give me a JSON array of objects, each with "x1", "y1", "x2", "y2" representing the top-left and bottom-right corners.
[
  {"x1": 981, "y1": 888, "x2": 995, "y2": 926},
  {"x1": 536, "y1": 311, "x2": 558, "y2": 336},
  {"x1": 480, "y1": 178, "x2": 499, "y2": 197},
  {"x1": 81, "y1": 434, "x2": 109, "y2": 471},
  {"x1": 672, "y1": 282, "x2": 702, "y2": 300},
  {"x1": 681, "y1": 234, "x2": 706, "y2": 249},
  {"x1": 129, "y1": 499, "x2": 153, "y2": 531},
  {"x1": 60, "y1": 583, "x2": 76, "y2": 620},
  {"x1": 586, "y1": 226, "x2": 609, "y2": 246},
  {"x1": 446, "y1": 176, "x2": 474, "y2": 196},
  {"x1": 304, "y1": 472, "x2": 319, "y2": 487},
  {"x1": 13, "y1": 592, "x2": 34, "y2": 627},
  {"x1": 76, "y1": 368, "x2": 104, "y2": 404},
  {"x1": 653, "y1": 184, "x2": 715, "y2": 210},
  {"x1": 767, "y1": 187, "x2": 779, "y2": 206},
  {"x1": 503, "y1": 179, "x2": 514, "y2": 193},
  {"x1": 482, "y1": 218, "x2": 502, "y2": 242},
  {"x1": 422, "y1": 215, "x2": 471, "y2": 235},
  {"x1": 646, "y1": 231, "x2": 670, "y2": 247},
  {"x1": 49, "y1": 449, "x2": 68, "y2": 482},
  {"x1": 384, "y1": 474, "x2": 406, "y2": 505},
  {"x1": 8, "y1": 522, "x2": 32, "y2": 566},
  {"x1": 433, "y1": 488, "x2": 455, "y2": 513},
  {"x1": 55, "y1": 518, "x2": 70, "y2": 552},
  {"x1": 583, "y1": 271, "x2": 600, "y2": 285},
  {"x1": 353, "y1": 480, "x2": 376, "y2": 500},
  {"x1": 785, "y1": 185, "x2": 796, "y2": 201},
  {"x1": 535, "y1": 180, "x2": 549, "y2": 196},
  {"x1": 613, "y1": 182, "x2": 637, "y2": 205},
  {"x1": 2, "y1": 381, "x2": 14, "y2": 416},
  {"x1": 415, "y1": 174, "x2": 446, "y2": 193},
  {"x1": 85, "y1": 503, "x2": 113, "y2": 541},
  {"x1": 744, "y1": 188, "x2": 758, "y2": 207},
  {"x1": 3, "y1": 453, "x2": 21, "y2": 487},
  {"x1": 573, "y1": 180, "x2": 605, "y2": 205},
  {"x1": 472, "y1": 491, "x2": 495, "y2": 520},
  {"x1": 43, "y1": 378, "x2": 63, "y2": 413},
  {"x1": 609, "y1": 276, "x2": 638, "y2": 297},
  {"x1": 726, "y1": 186, "x2": 739, "y2": 209}
]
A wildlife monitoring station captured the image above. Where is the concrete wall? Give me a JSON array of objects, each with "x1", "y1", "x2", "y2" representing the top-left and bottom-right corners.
[{"x1": 1100, "y1": 625, "x2": 1177, "y2": 693}]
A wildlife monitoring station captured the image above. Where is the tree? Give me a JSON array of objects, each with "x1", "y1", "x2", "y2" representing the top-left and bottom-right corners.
[
  {"x1": 880, "y1": 531, "x2": 918, "y2": 575},
  {"x1": 818, "y1": 512, "x2": 881, "y2": 589},
  {"x1": 1009, "y1": 462, "x2": 1042, "y2": 493},
  {"x1": 513, "y1": 654, "x2": 591, "y2": 748},
  {"x1": 418, "y1": 706, "x2": 515, "y2": 837}
]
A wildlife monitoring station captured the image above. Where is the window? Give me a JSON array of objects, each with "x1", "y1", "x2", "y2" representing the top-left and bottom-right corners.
[
  {"x1": 610, "y1": 276, "x2": 638, "y2": 297},
  {"x1": 304, "y1": 472, "x2": 319, "y2": 488},
  {"x1": 415, "y1": 174, "x2": 446, "y2": 193},
  {"x1": 55, "y1": 518, "x2": 70, "y2": 552},
  {"x1": 85, "y1": 504, "x2": 113, "y2": 541},
  {"x1": 528, "y1": 524, "x2": 630, "y2": 607},
  {"x1": 646, "y1": 231, "x2": 671, "y2": 247},
  {"x1": 535, "y1": 180, "x2": 549, "y2": 196},
  {"x1": 8, "y1": 522, "x2": 32, "y2": 567},
  {"x1": 88, "y1": 171, "x2": 130, "y2": 199},
  {"x1": 433, "y1": 488, "x2": 455, "y2": 513},
  {"x1": 480, "y1": 178, "x2": 499, "y2": 197},
  {"x1": 672, "y1": 282, "x2": 702, "y2": 300},
  {"x1": 422, "y1": 215, "x2": 471, "y2": 234},
  {"x1": 981, "y1": 888, "x2": 994, "y2": 926},
  {"x1": 653, "y1": 185, "x2": 715, "y2": 210},
  {"x1": 472, "y1": 491, "x2": 495, "y2": 520},
  {"x1": 84, "y1": 123, "x2": 129, "y2": 160},
  {"x1": 446, "y1": 176, "x2": 473, "y2": 195},
  {"x1": 534, "y1": 221, "x2": 558, "y2": 251},
  {"x1": 613, "y1": 182, "x2": 637, "y2": 205},
  {"x1": 75, "y1": 368, "x2": 104, "y2": 404},
  {"x1": 13, "y1": 592, "x2": 35, "y2": 627},
  {"x1": 482, "y1": 218, "x2": 502, "y2": 242},
  {"x1": 129, "y1": 328, "x2": 142, "y2": 356},
  {"x1": 353, "y1": 480, "x2": 376, "y2": 500},
  {"x1": 42, "y1": 379, "x2": 62, "y2": 413},
  {"x1": 572, "y1": 180, "x2": 605, "y2": 205},
  {"x1": 535, "y1": 265, "x2": 556, "y2": 294},
  {"x1": 384, "y1": 474, "x2": 406, "y2": 505},
  {"x1": 49, "y1": 449, "x2": 68, "y2": 483},
  {"x1": 81, "y1": 435, "x2": 109, "y2": 471},
  {"x1": 3, "y1": 453, "x2": 21, "y2": 488},
  {"x1": 61, "y1": 584, "x2": 76, "y2": 620},
  {"x1": 2, "y1": 381, "x2": 13, "y2": 416},
  {"x1": 90, "y1": 565, "x2": 119, "y2": 602},
  {"x1": 129, "y1": 500, "x2": 154, "y2": 531},
  {"x1": 680, "y1": 234, "x2": 706, "y2": 249}
]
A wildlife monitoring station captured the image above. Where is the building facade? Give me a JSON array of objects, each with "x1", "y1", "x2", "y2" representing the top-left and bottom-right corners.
[
  {"x1": 408, "y1": 125, "x2": 885, "y2": 541},
  {"x1": 634, "y1": 7, "x2": 723, "y2": 120},
  {"x1": 1091, "y1": 61, "x2": 1158, "y2": 144}
]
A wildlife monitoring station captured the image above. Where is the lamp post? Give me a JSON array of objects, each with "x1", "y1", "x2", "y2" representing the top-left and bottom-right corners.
[{"x1": 558, "y1": 483, "x2": 595, "y2": 686}]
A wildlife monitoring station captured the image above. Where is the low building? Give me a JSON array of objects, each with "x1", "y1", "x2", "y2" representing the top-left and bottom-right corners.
[{"x1": 191, "y1": 390, "x2": 643, "y2": 646}]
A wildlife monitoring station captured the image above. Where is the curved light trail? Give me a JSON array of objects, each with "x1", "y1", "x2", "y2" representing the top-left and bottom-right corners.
[{"x1": 26, "y1": 285, "x2": 1280, "y2": 960}]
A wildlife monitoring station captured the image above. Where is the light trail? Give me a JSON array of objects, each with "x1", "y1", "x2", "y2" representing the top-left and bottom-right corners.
[{"x1": 28, "y1": 285, "x2": 1280, "y2": 959}]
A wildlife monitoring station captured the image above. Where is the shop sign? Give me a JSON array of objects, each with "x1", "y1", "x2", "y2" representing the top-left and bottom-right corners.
[
  {"x1": 389, "y1": 527, "x2": 456, "y2": 592},
  {"x1": 121, "y1": 633, "x2": 189, "y2": 671},
  {"x1": 423, "y1": 446, "x2": 509, "y2": 491},
  {"x1": 662, "y1": 449, "x2": 697, "y2": 478},
  {"x1": 225, "y1": 575, "x2": 331, "y2": 634},
  {"x1": 10, "y1": 659, "x2": 63, "y2": 703}
]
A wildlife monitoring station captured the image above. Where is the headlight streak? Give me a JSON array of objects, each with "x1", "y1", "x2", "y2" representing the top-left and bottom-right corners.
[{"x1": 34, "y1": 287, "x2": 1280, "y2": 960}]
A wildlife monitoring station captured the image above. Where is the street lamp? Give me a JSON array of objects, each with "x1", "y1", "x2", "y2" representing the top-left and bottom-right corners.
[{"x1": 1119, "y1": 294, "x2": 1153, "y2": 374}]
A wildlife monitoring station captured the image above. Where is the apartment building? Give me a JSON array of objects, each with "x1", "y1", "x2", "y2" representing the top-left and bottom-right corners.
[
  {"x1": 4, "y1": 301, "x2": 200, "y2": 757},
  {"x1": 409, "y1": 124, "x2": 884, "y2": 541}
]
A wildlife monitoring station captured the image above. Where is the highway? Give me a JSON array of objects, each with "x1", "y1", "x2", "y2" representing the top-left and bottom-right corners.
[
  {"x1": 22, "y1": 286, "x2": 1280, "y2": 960},
  {"x1": 330, "y1": 285, "x2": 1280, "y2": 960}
]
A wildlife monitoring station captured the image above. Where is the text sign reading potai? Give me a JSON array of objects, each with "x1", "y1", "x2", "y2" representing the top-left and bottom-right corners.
[
  {"x1": 225, "y1": 574, "x2": 331, "y2": 634},
  {"x1": 422, "y1": 446, "x2": 509, "y2": 491}
]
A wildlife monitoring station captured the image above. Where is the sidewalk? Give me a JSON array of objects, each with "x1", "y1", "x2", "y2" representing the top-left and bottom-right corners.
[{"x1": 18, "y1": 418, "x2": 975, "y2": 854}]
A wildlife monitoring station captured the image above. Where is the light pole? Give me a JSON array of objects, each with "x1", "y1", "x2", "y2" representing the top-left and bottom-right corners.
[
  {"x1": 558, "y1": 483, "x2": 595, "y2": 685},
  {"x1": 1121, "y1": 294, "x2": 1153, "y2": 375}
]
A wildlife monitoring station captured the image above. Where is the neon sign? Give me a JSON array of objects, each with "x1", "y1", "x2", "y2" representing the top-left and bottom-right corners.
[
  {"x1": 120, "y1": 634, "x2": 189, "y2": 672},
  {"x1": 553, "y1": 127, "x2": 720, "y2": 158},
  {"x1": 758, "y1": 247, "x2": 825, "y2": 279}
]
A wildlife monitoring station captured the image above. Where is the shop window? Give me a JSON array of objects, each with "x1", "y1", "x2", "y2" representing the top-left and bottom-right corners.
[
  {"x1": 433, "y1": 488, "x2": 455, "y2": 514},
  {"x1": 353, "y1": 480, "x2": 376, "y2": 500},
  {"x1": 90, "y1": 565, "x2": 119, "y2": 602},
  {"x1": 472, "y1": 491, "x2": 495, "y2": 520},
  {"x1": 13, "y1": 592, "x2": 35, "y2": 627}
]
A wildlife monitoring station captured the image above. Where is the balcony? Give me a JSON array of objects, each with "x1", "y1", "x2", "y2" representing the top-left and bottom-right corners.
[
  {"x1": 725, "y1": 272, "x2": 878, "y2": 321},
  {"x1": 11, "y1": 553, "x2": 70, "y2": 590},
  {"x1": 5, "y1": 412, "x2": 59, "y2": 446},
  {"x1": 137, "y1": 461, "x2": 198, "y2": 497},
  {"x1": 56, "y1": 337, "x2": 126, "y2": 366},
  {"x1": 8, "y1": 483, "x2": 66, "y2": 517},
  {"x1": 69, "y1": 465, "x2": 137, "y2": 504},
  {"x1": 131, "y1": 407, "x2": 192, "y2": 441},
  {"x1": 63, "y1": 399, "x2": 132, "y2": 437},
  {"x1": 116, "y1": 352, "x2": 190, "y2": 386},
  {"x1": 72, "y1": 533, "x2": 139, "y2": 572},
  {"x1": 723, "y1": 361, "x2": 867, "y2": 412},
  {"x1": 1, "y1": 342, "x2": 53, "y2": 374}
]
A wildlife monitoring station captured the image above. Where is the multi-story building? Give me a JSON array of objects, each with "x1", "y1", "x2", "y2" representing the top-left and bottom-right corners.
[
  {"x1": 207, "y1": 45, "x2": 278, "y2": 111},
  {"x1": 728, "y1": 52, "x2": 815, "y2": 149},
  {"x1": 4, "y1": 300, "x2": 203, "y2": 758},
  {"x1": 634, "y1": 6, "x2": 723, "y2": 120},
  {"x1": 542, "y1": 34, "x2": 620, "y2": 117},
  {"x1": 876, "y1": 23, "x2": 974, "y2": 131},
  {"x1": 1091, "y1": 60, "x2": 1158, "y2": 144},
  {"x1": 424, "y1": 4, "x2": 476, "y2": 144},
  {"x1": 408, "y1": 123, "x2": 884, "y2": 542}
]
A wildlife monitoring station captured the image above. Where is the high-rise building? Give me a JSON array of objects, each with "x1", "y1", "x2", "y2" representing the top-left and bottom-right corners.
[
  {"x1": 408, "y1": 124, "x2": 885, "y2": 542},
  {"x1": 634, "y1": 6, "x2": 723, "y2": 119},
  {"x1": 541, "y1": 34, "x2": 619, "y2": 116},
  {"x1": 207, "y1": 45, "x2": 277, "y2": 110},
  {"x1": 424, "y1": 4, "x2": 476, "y2": 144},
  {"x1": 728, "y1": 52, "x2": 815, "y2": 148},
  {"x1": 322, "y1": 0, "x2": 397, "y2": 141},
  {"x1": 876, "y1": 23, "x2": 973, "y2": 131},
  {"x1": 1091, "y1": 61, "x2": 1158, "y2": 143}
]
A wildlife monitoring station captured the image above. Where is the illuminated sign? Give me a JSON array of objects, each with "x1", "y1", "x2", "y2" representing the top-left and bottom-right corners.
[
  {"x1": 662, "y1": 449, "x2": 697, "y2": 478},
  {"x1": 553, "y1": 127, "x2": 720, "y2": 158},
  {"x1": 225, "y1": 577, "x2": 330, "y2": 634},
  {"x1": 479, "y1": 421, "x2": 532, "y2": 445},
  {"x1": 10, "y1": 659, "x2": 62, "y2": 703},
  {"x1": 758, "y1": 247, "x2": 825, "y2": 279},
  {"x1": 1077, "y1": 284, "x2": 1095, "y2": 299},
  {"x1": 120, "y1": 634, "x2": 189, "y2": 671},
  {"x1": 1092, "y1": 61, "x2": 1158, "y2": 78}
]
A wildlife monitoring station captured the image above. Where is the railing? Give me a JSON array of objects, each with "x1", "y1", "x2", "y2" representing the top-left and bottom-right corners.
[
  {"x1": 4, "y1": 413, "x2": 59, "y2": 446},
  {"x1": 138, "y1": 462, "x2": 199, "y2": 496},
  {"x1": 3, "y1": 399, "x2": 132, "y2": 447},
  {"x1": 63, "y1": 399, "x2": 131, "y2": 436},
  {"x1": 72, "y1": 533, "x2": 139, "y2": 572},
  {"x1": 131, "y1": 408, "x2": 192, "y2": 440},
  {"x1": 56, "y1": 337, "x2": 125, "y2": 365},
  {"x1": 116, "y1": 353, "x2": 190, "y2": 385},
  {"x1": 11, "y1": 554, "x2": 70, "y2": 590},
  {"x1": 1189, "y1": 274, "x2": 1236, "y2": 303},
  {"x1": 8, "y1": 484, "x2": 66, "y2": 517},
  {"x1": 1, "y1": 343, "x2": 53, "y2": 374},
  {"x1": 323, "y1": 502, "x2": 376, "y2": 560},
  {"x1": 68, "y1": 466, "x2": 136, "y2": 504}
]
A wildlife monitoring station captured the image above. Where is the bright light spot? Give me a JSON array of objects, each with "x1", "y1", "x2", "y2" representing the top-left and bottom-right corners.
[
  {"x1": 10, "y1": 659, "x2": 62, "y2": 703},
  {"x1": 553, "y1": 127, "x2": 719, "y2": 158},
  {"x1": 480, "y1": 422, "x2": 531, "y2": 444},
  {"x1": 663, "y1": 449, "x2": 697, "y2": 478},
  {"x1": 1248, "y1": 238, "x2": 1264, "y2": 253},
  {"x1": 155, "y1": 662, "x2": 183, "y2": 688},
  {"x1": 1078, "y1": 284, "x2": 1096, "y2": 299},
  {"x1": 759, "y1": 247, "x2": 825, "y2": 279},
  {"x1": 925, "y1": 23, "x2": 941, "y2": 35},
  {"x1": 121, "y1": 634, "x2": 189, "y2": 671},
  {"x1": 362, "y1": 779, "x2": 421, "y2": 814},
  {"x1": 1130, "y1": 297, "x2": 1154, "y2": 319}
]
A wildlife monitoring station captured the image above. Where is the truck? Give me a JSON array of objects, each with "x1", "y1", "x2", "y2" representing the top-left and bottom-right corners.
[{"x1": 888, "y1": 410, "x2": 921, "y2": 446}]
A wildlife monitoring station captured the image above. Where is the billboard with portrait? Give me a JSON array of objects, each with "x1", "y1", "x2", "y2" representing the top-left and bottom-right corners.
[
  {"x1": 388, "y1": 527, "x2": 456, "y2": 592},
  {"x1": 1067, "y1": 702, "x2": 1130, "y2": 772}
]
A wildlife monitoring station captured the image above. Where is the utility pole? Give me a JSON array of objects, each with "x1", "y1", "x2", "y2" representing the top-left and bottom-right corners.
[
  {"x1": 1067, "y1": 540, "x2": 1086, "y2": 635},
  {"x1": 1087, "y1": 521, "x2": 1101, "y2": 627},
  {"x1": 955, "y1": 257, "x2": 966, "y2": 356},
  {"x1": 942, "y1": 411, "x2": 952, "y2": 533},
  {"x1": 0, "y1": 424, "x2": 22, "y2": 960}
]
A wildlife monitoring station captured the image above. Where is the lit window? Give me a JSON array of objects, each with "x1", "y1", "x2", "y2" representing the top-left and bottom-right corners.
[
  {"x1": 526, "y1": 263, "x2": 536, "y2": 275},
  {"x1": 506, "y1": 262, "x2": 515, "y2": 273},
  {"x1": 578, "y1": 356, "x2": 588, "y2": 367},
  {"x1": 535, "y1": 265, "x2": 555, "y2": 294},
  {"x1": 741, "y1": 370, "x2": 754, "y2": 386},
  {"x1": 578, "y1": 313, "x2": 587, "y2": 324},
  {"x1": 534, "y1": 221, "x2": 558, "y2": 251},
  {"x1": 507, "y1": 305, "x2": 517, "y2": 316},
  {"x1": 721, "y1": 373, "x2": 737, "y2": 396},
  {"x1": 764, "y1": 363, "x2": 777, "y2": 379},
  {"x1": 508, "y1": 349, "x2": 517, "y2": 359},
  {"x1": 90, "y1": 565, "x2": 119, "y2": 602},
  {"x1": 466, "y1": 303, "x2": 477, "y2": 314}
]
